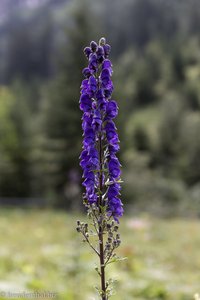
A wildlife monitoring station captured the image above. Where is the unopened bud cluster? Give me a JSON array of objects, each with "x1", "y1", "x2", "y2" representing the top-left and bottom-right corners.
[
  {"x1": 76, "y1": 220, "x2": 89, "y2": 239},
  {"x1": 104, "y1": 221, "x2": 121, "y2": 260},
  {"x1": 77, "y1": 214, "x2": 122, "y2": 267}
]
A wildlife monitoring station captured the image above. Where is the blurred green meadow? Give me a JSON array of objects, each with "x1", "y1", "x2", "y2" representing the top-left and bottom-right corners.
[{"x1": 0, "y1": 209, "x2": 200, "y2": 300}]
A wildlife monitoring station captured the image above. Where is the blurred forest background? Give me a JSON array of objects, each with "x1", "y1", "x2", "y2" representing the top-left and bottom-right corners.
[{"x1": 1, "y1": 0, "x2": 200, "y2": 216}]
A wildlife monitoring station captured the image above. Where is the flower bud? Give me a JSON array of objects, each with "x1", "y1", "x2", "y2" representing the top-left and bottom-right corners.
[
  {"x1": 76, "y1": 227, "x2": 81, "y2": 232},
  {"x1": 113, "y1": 240, "x2": 118, "y2": 247},
  {"x1": 96, "y1": 46, "x2": 105, "y2": 63},
  {"x1": 108, "y1": 232, "x2": 113, "y2": 238},
  {"x1": 117, "y1": 239, "x2": 121, "y2": 246},
  {"x1": 99, "y1": 37, "x2": 106, "y2": 46},
  {"x1": 106, "y1": 223, "x2": 111, "y2": 230},
  {"x1": 114, "y1": 225, "x2": 118, "y2": 232},
  {"x1": 106, "y1": 243, "x2": 111, "y2": 250},
  {"x1": 90, "y1": 41, "x2": 98, "y2": 52},
  {"x1": 84, "y1": 47, "x2": 92, "y2": 58}
]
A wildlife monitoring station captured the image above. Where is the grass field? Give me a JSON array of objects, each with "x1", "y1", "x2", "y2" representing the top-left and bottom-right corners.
[{"x1": 0, "y1": 209, "x2": 200, "y2": 300}]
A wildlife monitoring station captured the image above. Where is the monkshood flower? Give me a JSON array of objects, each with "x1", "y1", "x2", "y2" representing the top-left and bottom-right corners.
[
  {"x1": 77, "y1": 38, "x2": 124, "y2": 300},
  {"x1": 79, "y1": 39, "x2": 123, "y2": 220}
]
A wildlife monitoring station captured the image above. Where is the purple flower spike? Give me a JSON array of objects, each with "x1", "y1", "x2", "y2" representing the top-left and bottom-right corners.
[{"x1": 79, "y1": 37, "x2": 123, "y2": 220}]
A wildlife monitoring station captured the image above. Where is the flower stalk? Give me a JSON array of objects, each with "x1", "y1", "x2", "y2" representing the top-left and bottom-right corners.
[
  {"x1": 77, "y1": 37, "x2": 123, "y2": 299},
  {"x1": 98, "y1": 131, "x2": 106, "y2": 299}
]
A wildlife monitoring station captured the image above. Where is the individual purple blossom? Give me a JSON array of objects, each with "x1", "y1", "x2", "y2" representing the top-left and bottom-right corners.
[
  {"x1": 100, "y1": 68, "x2": 111, "y2": 88},
  {"x1": 103, "y1": 44, "x2": 111, "y2": 58},
  {"x1": 108, "y1": 157, "x2": 121, "y2": 179},
  {"x1": 92, "y1": 109, "x2": 102, "y2": 131},
  {"x1": 84, "y1": 47, "x2": 92, "y2": 58},
  {"x1": 96, "y1": 46, "x2": 105, "y2": 63},
  {"x1": 82, "y1": 67, "x2": 92, "y2": 78},
  {"x1": 88, "y1": 53, "x2": 98, "y2": 72},
  {"x1": 79, "y1": 94, "x2": 92, "y2": 112},
  {"x1": 88, "y1": 76, "x2": 97, "y2": 94},
  {"x1": 90, "y1": 41, "x2": 98, "y2": 52},
  {"x1": 106, "y1": 100, "x2": 118, "y2": 119},
  {"x1": 102, "y1": 59, "x2": 113, "y2": 75},
  {"x1": 80, "y1": 37, "x2": 123, "y2": 220}
]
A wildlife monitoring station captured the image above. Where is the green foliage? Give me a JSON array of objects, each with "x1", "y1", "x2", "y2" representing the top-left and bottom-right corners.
[
  {"x1": 30, "y1": 1, "x2": 95, "y2": 206},
  {"x1": 136, "y1": 282, "x2": 168, "y2": 299},
  {"x1": 133, "y1": 126, "x2": 150, "y2": 152},
  {"x1": 0, "y1": 84, "x2": 31, "y2": 196}
]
